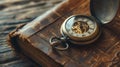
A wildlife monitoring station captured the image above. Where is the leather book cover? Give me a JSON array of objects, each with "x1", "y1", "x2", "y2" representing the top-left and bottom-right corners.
[{"x1": 8, "y1": 0, "x2": 120, "y2": 67}]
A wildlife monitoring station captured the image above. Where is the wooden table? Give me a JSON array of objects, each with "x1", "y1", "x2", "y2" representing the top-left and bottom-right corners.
[{"x1": 0, "y1": 0, "x2": 62, "y2": 67}]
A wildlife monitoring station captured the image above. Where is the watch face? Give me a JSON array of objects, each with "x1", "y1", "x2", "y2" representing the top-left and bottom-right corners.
[
  {"x1": 65, "y1": 15, "x2": 97, "y2": 37},
  {"x1": 61, "y1": 15, "x2": 101, "y2": 44}
]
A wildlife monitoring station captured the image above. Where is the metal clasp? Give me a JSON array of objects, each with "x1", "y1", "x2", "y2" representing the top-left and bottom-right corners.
[{"x1": 49, "y1": 36, "x2": 69, "y2": 51}]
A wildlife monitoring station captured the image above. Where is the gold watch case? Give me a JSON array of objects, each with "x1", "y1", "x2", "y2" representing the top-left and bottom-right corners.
[{"x1": 60, "y1": 15, "x2": 101, "y2": 45}]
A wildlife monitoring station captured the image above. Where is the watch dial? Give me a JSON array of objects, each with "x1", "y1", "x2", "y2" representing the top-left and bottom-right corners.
[
  {"x1": 65, "y1": 15, "x2": 97, "y2": 38},
  {"x1": 61, "y1": 15, "x2": 101, "y2": 44}
]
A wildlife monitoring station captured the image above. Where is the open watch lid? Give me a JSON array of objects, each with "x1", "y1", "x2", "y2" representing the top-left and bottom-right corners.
[{"x1": 90, "y1": 0, "x2": 119, "y2": 24}]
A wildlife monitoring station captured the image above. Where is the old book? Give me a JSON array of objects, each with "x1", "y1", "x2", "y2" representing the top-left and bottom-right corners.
[{"x1": 8, "y1": 0, "x2": 120, "y2": 67}]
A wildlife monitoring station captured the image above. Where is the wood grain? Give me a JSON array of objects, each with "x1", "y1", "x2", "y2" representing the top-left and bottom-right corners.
[
  {"x1": 8, "y1": 0, "x2": 120, "y2": 67},
  {"x1": 0, "y1": 0, "x2": 63, "y2": 67}
]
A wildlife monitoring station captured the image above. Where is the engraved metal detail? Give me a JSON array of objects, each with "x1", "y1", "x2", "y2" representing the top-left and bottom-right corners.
[{"x1": 72, "y1": 21, "x2": 89, "y2": 34}]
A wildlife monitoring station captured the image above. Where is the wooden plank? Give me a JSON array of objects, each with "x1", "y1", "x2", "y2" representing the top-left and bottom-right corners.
[
  {"x1": 1, "y1": 59, "x2": 37, "y2": 67},
  {"x1": 0, "y1": 0, "x2": 63, "y2": 67}
]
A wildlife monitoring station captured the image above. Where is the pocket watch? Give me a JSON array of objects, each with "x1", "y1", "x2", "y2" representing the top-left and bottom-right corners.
[
  {"x1": 60, "y1": 15, "x2": 101, "y2": 45},
  {"x1": 50, "y1": 0, "x2": 119, "y2": 50}
]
